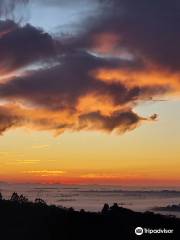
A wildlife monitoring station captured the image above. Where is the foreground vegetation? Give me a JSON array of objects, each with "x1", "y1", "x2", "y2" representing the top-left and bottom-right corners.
[{"x1": 0, "y1": 192, "x2": 180, "y2": 239}]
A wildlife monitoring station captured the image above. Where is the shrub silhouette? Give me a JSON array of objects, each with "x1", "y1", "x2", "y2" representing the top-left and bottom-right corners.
[
  {"x1": 35, "y1": 198, "x2": 47, "y2": 205},
  {"x1": 0, "y1": 192, "x2": 2, "y2": 201}
]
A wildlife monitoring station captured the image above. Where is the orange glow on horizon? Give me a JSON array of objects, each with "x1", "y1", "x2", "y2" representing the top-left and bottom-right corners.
[
  {"x1": 1, "y1": 164, "x2": 180, "y2": 186},
  {"x1": 1, "y1": 175, "x2": 180, "y2": 186}
]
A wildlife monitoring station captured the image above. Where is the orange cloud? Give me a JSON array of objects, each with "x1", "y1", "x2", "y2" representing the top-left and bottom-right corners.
[
  {"x1": 93, "y1": 68, "x2": 180, "y2": 94},
  {"x1": 0, "y1": 10, "x2": 179, "y2": 136},
  {"x1": 0, "y1": 95, "x2": 156, "y2": 135}
]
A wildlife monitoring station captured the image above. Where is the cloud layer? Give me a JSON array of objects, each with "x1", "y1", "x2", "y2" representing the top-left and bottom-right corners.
[{"x1": 0, "y1": 0, "x2": 179, "y2": 135}]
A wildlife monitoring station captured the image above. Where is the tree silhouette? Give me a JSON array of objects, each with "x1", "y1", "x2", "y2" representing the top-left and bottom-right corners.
[
  {"x1": 110, "y1": 203, "x2": 119, "y2": 213},
  {"x1": 10, "y1": 192, "x2": 29, "y2": 203},
  {"x1": 19, "y1": 194, "x2": 29, "y2": 203},
  {"x1": 68, "y1": 207, "x2": 74, "y2": 212},
  {"x1": 0, "y1": 195, "x2": 179, "y2": 240},
  {"x1": 80, "y1": 209, "x2": 85, "y2": 214},
  {"x1": 10, "y1": 192, "x2": 20, "y2": 202},
  {"x1": 0, "y1": 192, "x2": 2, "y2": 201},
  {"x1": 101, "y1": 203, "x2": 110, "y2": 214}
]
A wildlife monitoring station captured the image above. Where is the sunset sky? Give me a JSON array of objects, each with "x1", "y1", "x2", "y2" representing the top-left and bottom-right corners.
[{"x1": 0, "y1": 0, "x2": 180, "y2": 185}]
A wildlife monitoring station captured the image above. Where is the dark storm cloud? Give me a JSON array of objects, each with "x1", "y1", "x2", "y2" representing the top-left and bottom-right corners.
[
  {"x1": 0, "y1": 104, "x2": 150, "y2": 135},
  {"x1": 0, "y1": 51, "x2": 167, "y2": 111},
  {"x1": 3, "y1": 0, "x2": 179, "y2": 71},
  {"x1": 0, "y1": 49, "x2": 161, "y2": 134},
  {"x1": 70, "y1": 0, "x2": 180, "y2": 71},
  {"x1": 0, "y1": 19, "x2": 17, "y2": 33},
  {"x1": 0, "y1": 0, "x2": 177, "y2": 135},
  {"x1": 78, "y1": 110, "x2": 143, "y2": 133},
  {"x1": 0, "y1": 20, "x2": 56, "y2": 74}
]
